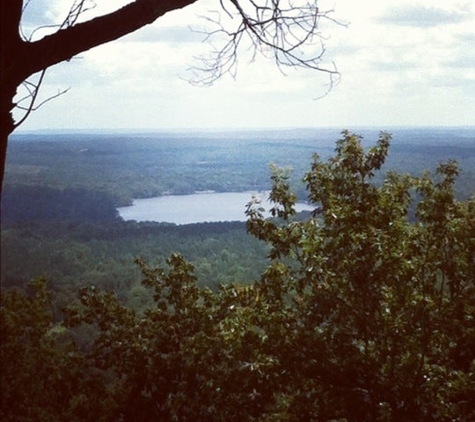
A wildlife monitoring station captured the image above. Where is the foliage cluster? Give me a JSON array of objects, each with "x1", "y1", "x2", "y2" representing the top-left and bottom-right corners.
[
  {"x1": 1, "y1": 221, "x2": 268, "y2": 305},
  {"x1": 1, "y1": 132, "x2": 474, "y2": 421},
  {"x1": 1, "y1": 185, "x2": 119, "y2": 223}
]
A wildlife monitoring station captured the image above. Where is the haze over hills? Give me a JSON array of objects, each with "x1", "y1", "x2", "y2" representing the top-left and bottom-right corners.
[{"x1": 6, "y1": 126, "x2": 475, "y2": 203}]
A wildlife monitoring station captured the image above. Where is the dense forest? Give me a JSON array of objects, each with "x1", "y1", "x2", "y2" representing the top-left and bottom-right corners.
[
  {"x1": 4, "y1": 128, "x2": 475, "y2": 205},
  {"x1": 2, "y1": 127, "x2": 474, "y2": 298},
  {"x1": 1, "y1": 128, "x2": 474, "y2": 421}
]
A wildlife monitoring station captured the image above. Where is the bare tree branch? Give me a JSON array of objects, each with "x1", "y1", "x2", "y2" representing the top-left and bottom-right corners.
[
  {"x1": 12, "y1": 0, "x2": 344, "y2": 127},
  {"x1": 24, "y1": 0, "x2": 97, "y2": 42},
  {"x1": 189, "y1": 0, "x2": 347, "y2": 87},
  {"x1": 13, "y1": 0, "x2": 94, "y2": 128},
  {"x1": 17, "y1": 0, "x2": 198, "y2": 82},
  {"x1": 13, "y1": 69, "x2": 70, "y2": 129}
]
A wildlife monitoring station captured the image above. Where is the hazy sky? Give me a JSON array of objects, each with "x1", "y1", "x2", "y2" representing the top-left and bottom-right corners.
[{"x1": 16, "y1": 0, "x2": 475, "y2": 131}]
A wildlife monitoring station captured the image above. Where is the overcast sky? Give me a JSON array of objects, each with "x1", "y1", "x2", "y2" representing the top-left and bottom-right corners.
[{"x1": 15, "y1": 0, "x2": 475, "y2": 132}]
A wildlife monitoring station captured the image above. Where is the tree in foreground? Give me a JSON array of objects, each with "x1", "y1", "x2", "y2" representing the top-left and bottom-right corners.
[
  {"x1": 246, "y1": 131, "x2": 475, "y2": 420},
  {"x1": 0, "y1": 0, "x2": 340, "y2": 190},
  {"x1": 1, "y1": 131, "x2": 474, "y2": 421}
]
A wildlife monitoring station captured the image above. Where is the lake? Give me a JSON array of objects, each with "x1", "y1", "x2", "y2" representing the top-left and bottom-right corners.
[{"x1": 117, "y1": 191, "x2": 314, "y2": 225}]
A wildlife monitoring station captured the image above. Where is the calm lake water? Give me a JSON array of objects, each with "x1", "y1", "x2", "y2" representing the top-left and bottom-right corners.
[{"x1": 117, "y1": 191, "x2": 314, "y2": 225}]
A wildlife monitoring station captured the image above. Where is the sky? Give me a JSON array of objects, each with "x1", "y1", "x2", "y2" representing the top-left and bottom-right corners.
[{"x1": 15, "y1": 0, "x2": 475, "y2": 132}]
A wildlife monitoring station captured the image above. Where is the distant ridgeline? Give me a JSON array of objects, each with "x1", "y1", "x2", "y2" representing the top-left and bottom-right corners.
[
  {"x1": 2, "y1": 128, "x2": 474, "y2": 224},
  {"x1": 1, "y1": 185, "x2": 120, "y2": 223}
]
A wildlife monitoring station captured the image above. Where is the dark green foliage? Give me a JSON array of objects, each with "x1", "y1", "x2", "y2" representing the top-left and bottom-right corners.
[
  {"x1": 0, "y1": 279, "x2": 117, "y2": 422},
  {"x1": 1, "y1": 220, "x2": 268, "y2": 296},
  {"x1": 1, "y1": 131, "x2": 474, "y2": 421},
  {"x1": 246, "y1": 131, "x2": 475, "y2": 421},
  {"x1": 1, "y1": 185, "x2": 119, "y2": 223}
]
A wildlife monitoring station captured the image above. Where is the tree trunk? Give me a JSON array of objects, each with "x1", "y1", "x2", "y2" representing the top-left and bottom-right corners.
[
  {"x1": 0, "y1": 82, "x2": 16, "y2": 228},
  {"x1": 0, "y1": 92, "x2": 14, "y2": 193},
  {"x1": 0, "y1": 0, "x2": 22, "y2": 195}
]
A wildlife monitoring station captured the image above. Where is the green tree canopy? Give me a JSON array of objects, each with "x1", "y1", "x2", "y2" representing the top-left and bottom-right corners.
[{"x1": 246, "y1": 131, "x2": 475, "y2": 420}]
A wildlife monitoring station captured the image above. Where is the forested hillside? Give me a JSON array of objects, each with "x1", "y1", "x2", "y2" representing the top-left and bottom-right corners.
[
  {"x1": 1, "y1": 129, "x2": 474, "y2": 421},
  {"x1": 1, "y1": 220, "x2": 268, "y2": 309},
  {"x1": 4, "y1": 127, "x2": 475, "y2": 205}
]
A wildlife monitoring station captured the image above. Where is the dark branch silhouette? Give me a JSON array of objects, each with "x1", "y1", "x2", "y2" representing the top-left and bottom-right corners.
[
  {"x1": 190, "y1": 0, "x2": 343, "y2": 85},
  {"x1": 13, "y1": 0, "x2": 91, "y2": 129}
]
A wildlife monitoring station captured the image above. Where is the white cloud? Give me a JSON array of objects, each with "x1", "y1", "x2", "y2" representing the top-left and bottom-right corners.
[
  {"x1": 15, "y1": 0, "x2": 475, "y2": 131},
  {"x1": 378, "y1": 3, "x2": 472, "y2": 27}
]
